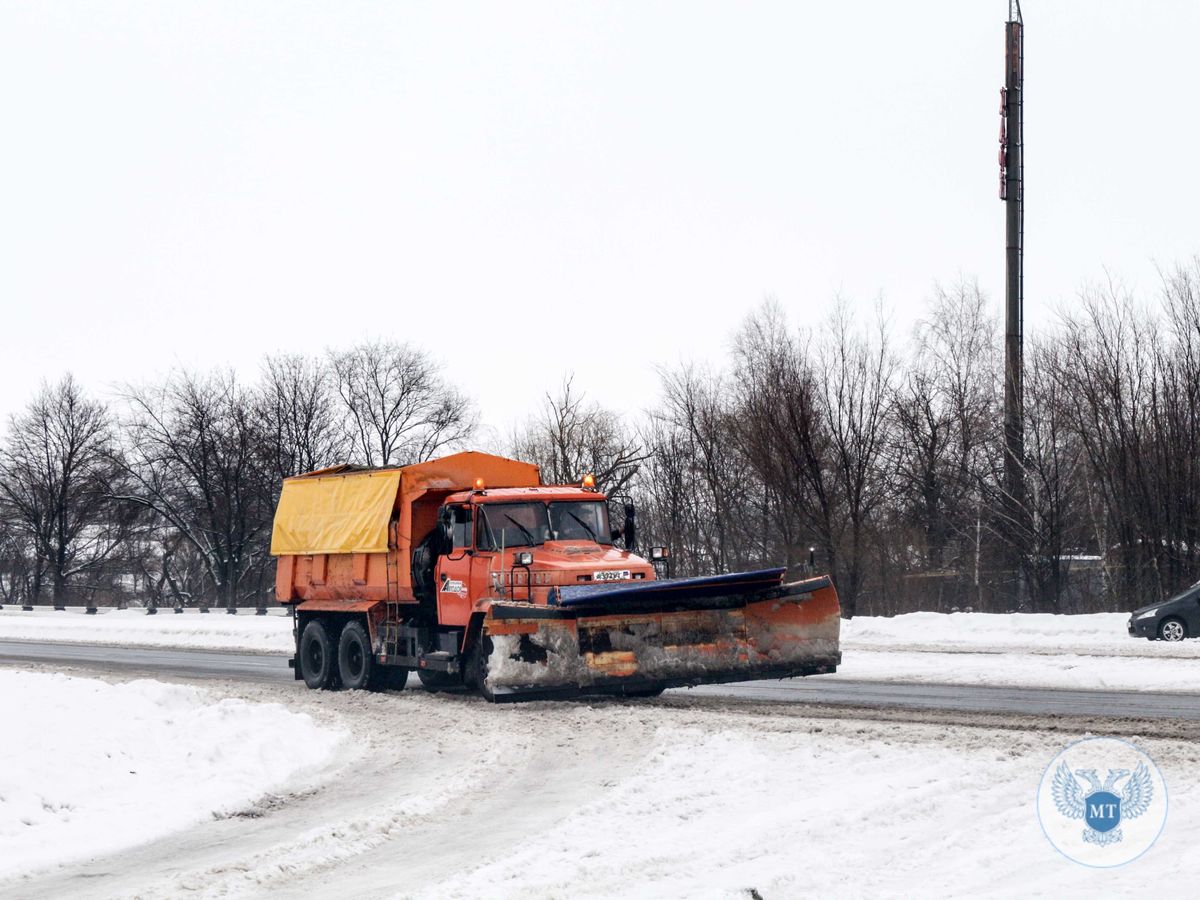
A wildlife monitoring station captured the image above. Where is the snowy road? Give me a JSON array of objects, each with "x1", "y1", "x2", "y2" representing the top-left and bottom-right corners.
[
  {"x1": 4, "y1": 674, "x2": 1197, "y2": 899},
  {"x1": 5, "y1": 639, "x2": 1200, "y2": 722},
  {"x1": 4, "y1": 613, "x2": 1198, "y2": 897}
]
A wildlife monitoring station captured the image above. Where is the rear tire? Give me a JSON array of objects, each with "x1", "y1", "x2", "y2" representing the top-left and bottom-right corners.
[
  {"x1": 1159, "y1": 617, "x2": 1187, "y2": 642},
  {"x1": 300, "y1": 620, "x2": 336, "y2": 690},
  {"x1": 338, "y1": 620, "x2": 375, "y2": 690}
]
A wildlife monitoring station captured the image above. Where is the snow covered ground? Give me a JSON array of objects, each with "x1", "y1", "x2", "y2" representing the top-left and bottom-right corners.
[
  {"x1": 0, "y1": 606, "x2": 294, "y2": 653},
  {"x1": 415, "y1": 716, "x2": 1199, "y2": 900},
  {"x1": 3, "y1": 678, "x2": 1192, "y2": 900},
  {"x1": 0, "y1": 671, "x2": 348, "y2": 886},
  {"x1": 843, "y1": 611, "x2": 1200, "y2": 658},
  {"x1": 831, "y1": 612, "x2": 1200, "y2": 693},
  {"x1": 3, "y1": 606, "x2": 1200, "y2": 693}
]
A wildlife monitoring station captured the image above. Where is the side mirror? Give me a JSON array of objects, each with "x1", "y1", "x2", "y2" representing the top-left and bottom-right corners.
[
  {"x1": 623, "y1": 502, "x2": 636, "y2": 551},
  {"x1": 437, "y1": 507, "x2": 453, "y2": 552}
]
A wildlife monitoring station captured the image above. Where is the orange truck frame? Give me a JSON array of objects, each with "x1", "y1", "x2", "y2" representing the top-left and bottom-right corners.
[{"x1": 271, "y1": 451, "x2": 841, "y2": 701}]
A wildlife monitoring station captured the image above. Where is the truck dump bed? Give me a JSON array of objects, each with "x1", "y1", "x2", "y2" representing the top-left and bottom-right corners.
[{"x1": 271, "y1": 451, "x2": 540, "y2": 604}]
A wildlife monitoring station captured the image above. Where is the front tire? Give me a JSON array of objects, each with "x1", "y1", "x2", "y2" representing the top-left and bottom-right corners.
[
  {"x1": 1158, "y1": 617, "x2": 1187, "y2": 642},
  {"x1": 300, "y1": 620, "x2": 336, "y2": 689},
  {"x1": 381, "y1": 667, "x2": 409, "y2": 691},
  {"x1": 338, "y1": 620, "x2": 375, "y2": 690},
  {"x1": 467, "y1": 631, "x2": 496, "y2": 703}
]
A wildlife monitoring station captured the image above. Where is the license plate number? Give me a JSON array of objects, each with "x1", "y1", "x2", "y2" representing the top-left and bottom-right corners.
[{"x1": 594, "y1": 569, "x2": 631, "y2": 582}]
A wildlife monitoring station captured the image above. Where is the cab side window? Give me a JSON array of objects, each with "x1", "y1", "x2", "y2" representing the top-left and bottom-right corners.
[{"x1": 452, "y1": 506, "x2": 473, "y2": 549}]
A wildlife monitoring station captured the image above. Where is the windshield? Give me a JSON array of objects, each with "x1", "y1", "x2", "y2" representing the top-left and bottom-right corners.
[
  {"x1": 549, "y1": 501, "x2": 612, "y2": 545},
  {"x1": 477, "y1": 502, "x2": 552, "y2": 550}
]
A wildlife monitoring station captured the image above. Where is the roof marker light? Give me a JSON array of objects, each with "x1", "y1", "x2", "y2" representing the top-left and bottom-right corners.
[
  {"x1": 474, "y1": 477, "x2": 486, "y2": 490},
  {"x1": 582, "y1": 473, "x2": 596, "y2": 490}
]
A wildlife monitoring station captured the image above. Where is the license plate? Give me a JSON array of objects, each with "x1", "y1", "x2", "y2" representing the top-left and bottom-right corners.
[{"x1": 593, "y1": 569, "x2": 631, "y2": 582}]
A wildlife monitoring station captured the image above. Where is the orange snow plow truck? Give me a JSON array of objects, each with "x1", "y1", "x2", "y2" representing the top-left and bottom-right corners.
[{"x1": 271, "y1": 451, "x2": 841, "y2": 702}]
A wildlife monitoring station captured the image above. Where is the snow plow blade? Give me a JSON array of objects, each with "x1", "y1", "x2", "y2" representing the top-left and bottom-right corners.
[{"x1": 477, "y1": 570, "x2": 841, "y2": 702}]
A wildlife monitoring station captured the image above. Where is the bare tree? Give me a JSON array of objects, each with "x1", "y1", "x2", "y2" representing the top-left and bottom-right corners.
[
  {"x1": 510, "y1": 375, "x2": 648, "y2": 495},
  {"x1": 1023, "y1": 337, "x2": 1087, "y2": 611},
  {"x1": 1053, "y1": 280, "x2": 1161, "y2": 605},
  {"x1": 733, "y1": 302, "x2": 841, "y2": 590},
  {"x1": 0, "y1": 516, "x2": 34, "y2": 608},
  {"x1": 0, "y1": 376, "x2": 132, "y2": 608},
  {"x1": 657, "y1": 363, "x2": 763, "y2": 575},
  {"x1": 113, "y1": 371, "x2": 273, "y2": 613},
  {"x1": 814, "y1": 300, "x2": 897, "y2": 616},
  {"x1": 259, "y1": 353, "x2": 351, "y2": 479},
  {"x1": 889, "y1": 280, "x2": 1000, "y2": 609},
  {"x1": 329, "y1": 341, "x2": 475, "y2": 467}
]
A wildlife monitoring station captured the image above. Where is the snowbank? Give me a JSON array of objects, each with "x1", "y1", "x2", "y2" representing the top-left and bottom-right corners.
[
  {"x1": 0, "y1": 671, "x2": 345, "y2": 882},
  {"x1": 0, "y1": 606, "x2": 293, "y2": 653},
  {"x1": 831, "y1": 611, "x2": 1200, "y2": 694},
  {"x1": 843, "y1": 611, "x2": 1200, "y2": 658}
]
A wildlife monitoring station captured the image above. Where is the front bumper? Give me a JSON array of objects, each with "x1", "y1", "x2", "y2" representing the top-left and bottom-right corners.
[{"x1": 1128, "y1": 615, "x2": 1156, "y2": 638}]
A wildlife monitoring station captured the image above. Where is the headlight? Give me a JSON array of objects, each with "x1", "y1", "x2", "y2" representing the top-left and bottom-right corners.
[{"x1": 1137, "y1": 608, "x2": 1159, "y2": 620}]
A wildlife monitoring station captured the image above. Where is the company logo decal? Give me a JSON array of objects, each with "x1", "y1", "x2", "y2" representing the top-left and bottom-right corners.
[{"x1": 1037, "y1": 737, "x2": 1167, "y2": 867}]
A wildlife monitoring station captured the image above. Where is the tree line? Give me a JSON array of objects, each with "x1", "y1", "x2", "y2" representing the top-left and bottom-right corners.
[
  {"x1": 0, "y1": 343, "x2": 473, "y2": 613},
  {"x1": 3, "y1": 260, "x2": 1199, "y2": 617}
]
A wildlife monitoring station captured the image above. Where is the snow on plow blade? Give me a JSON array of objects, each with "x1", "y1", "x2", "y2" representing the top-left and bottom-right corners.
[{"x1": 480, "y1": 569, "x2": 841, "y2": 702}]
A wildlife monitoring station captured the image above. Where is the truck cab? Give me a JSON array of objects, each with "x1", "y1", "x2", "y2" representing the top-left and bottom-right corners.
[{"x1": 424, "y1": 486, "x2": 655, "y2": 627}]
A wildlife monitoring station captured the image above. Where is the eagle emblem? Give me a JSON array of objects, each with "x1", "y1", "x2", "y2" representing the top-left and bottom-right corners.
[{"x1": 1052, "y1": 761, "x2": 1155, "y2": 846}]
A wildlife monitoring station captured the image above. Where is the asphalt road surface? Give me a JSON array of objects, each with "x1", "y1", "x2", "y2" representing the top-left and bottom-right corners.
[{"x1": 4, "y1": 638, "x2": 1199, "y2": 721}]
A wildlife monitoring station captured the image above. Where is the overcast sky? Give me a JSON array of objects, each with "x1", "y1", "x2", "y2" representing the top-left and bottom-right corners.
[{"x1": 2, "y1": 1, "x2": 1198, "y2": 438}]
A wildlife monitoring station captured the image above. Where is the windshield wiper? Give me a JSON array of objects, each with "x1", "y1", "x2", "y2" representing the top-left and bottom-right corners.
[
  {"x1": 565, "y1": 510, "x2": 597, "y2": 542},
  {"x1": 502, "y1": 513, "x2": 537, "y2": 546}
]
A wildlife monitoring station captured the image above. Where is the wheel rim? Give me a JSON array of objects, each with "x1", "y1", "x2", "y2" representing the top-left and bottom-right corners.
[
  {"x1": 1162, "y1": 620, "x2": 1185, "y2": 641},
  {"x1": 347, "y1": 640, "x2": 364, "y2": 678},
  {"x1": 307, "y1": 641, "x2": 323, "y2": 673}
]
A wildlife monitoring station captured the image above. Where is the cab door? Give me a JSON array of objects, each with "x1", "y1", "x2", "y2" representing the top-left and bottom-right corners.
[{"x1": 435, "y1": 504, "x2": 475, "y2": 627}]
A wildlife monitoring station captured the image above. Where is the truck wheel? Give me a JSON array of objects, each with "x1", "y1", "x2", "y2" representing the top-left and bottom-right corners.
[
  {"x1": 338, "y1": 620, "x2": 375, "y2": 690},
  {"x1": 467, "y1": 632, "x2": 496, "y2": 703},
  {"x1": 382, "y1": 667, "x2": 409, "y2": 691},
  {"x1": 300, "y1": 620, "x2": 336, "y2": 690}
]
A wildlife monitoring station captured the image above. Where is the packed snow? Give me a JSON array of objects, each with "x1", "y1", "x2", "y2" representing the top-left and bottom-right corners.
[
  {"x1": 0, "y1": 671, "x2": 347, "y2": 884},
  {"x1": 4, "y1": 606, "x2": 1192, "y2": 895},
  {"x1": 11, "y1": 680, "x2": 1192, "y2": 899},
  {"x1": 3, "y1": 606, "x2": 1200, "y2": 693},
  {"x1": 413, "y1": 718, "x2": 1199, "y2": 899}
]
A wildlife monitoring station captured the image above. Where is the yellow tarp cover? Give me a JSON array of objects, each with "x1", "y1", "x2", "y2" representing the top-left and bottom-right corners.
[{"x1": 270, "y1": 470, "x2": 402, "y2": 555}]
